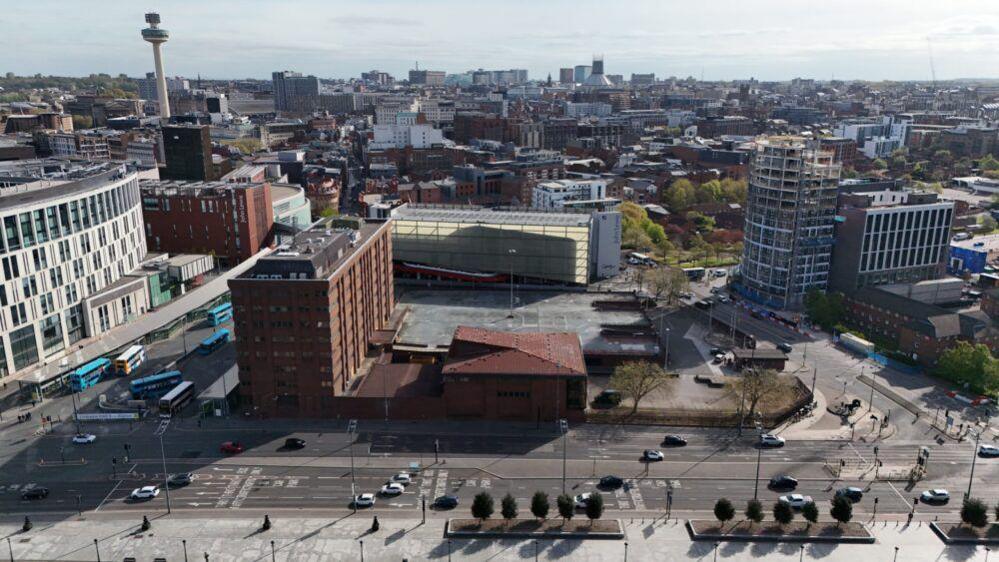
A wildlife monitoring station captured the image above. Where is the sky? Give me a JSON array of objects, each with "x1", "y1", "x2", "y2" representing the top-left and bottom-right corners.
[{"x1": 2, "y1": 0, "x2": 999, "y2": 82}]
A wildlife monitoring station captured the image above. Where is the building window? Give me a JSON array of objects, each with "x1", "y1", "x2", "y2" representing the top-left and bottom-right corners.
[
  {"x1": 40, "y1": 314, "x2": 64, "y2": 353},
  {"x1": 10, "y1": 325, "x2": 38, "y2": 371},
  {"x1": 65, "y1": 304, "x2": 85, "y2": 343}
]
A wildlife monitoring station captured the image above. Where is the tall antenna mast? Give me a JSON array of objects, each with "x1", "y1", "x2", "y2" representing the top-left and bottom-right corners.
[{"x1": 926, "y1": 37, "x2": 937, "y2": 91}]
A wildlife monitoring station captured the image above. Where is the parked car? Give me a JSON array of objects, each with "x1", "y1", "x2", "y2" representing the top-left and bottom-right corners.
[
  {"x1": 392, "y1": 472, "x2": 412, "y2": 485},
  {"x1": 220, "y1": 441, "x2": 245, "y2": 454},
  {"x1": 599, "y1": 475, "x2": 624, "y2": 489},
  {"x1": 695, "y1": 300, "x2": 712, "y2": 310},
  {"x1": 920, "y1": 489, "x2": 950, "y2": 503},
  {"x1": 768, "y1": 475, "x2": 798, "y2": 490},
  {"x1": 353, "y1": 493, "x2": 375, "y2": 507},
  {"x1": 759, "y1": 434, "x2": 786, "y2": 447},
  {"x1": 380, "y1": 483, "x2": 405, "y2": 496},
  {"x1": 718, "y1": 296, "x2": 731, "y2": 304},
  {"x1": 284, "y1": 438, "x2": 306, "y2": 449},
  {"x1": 778, "y1": 494, "x2": 813, "y2": 509},
  {"x1": 574, "y1": 492, "x2": 593, "y2": 509},
  {"x1": 433, "y1": 495, "x2": 459, "y2": 509},
  {"x1": 662, "y1": 435, "x2": 688, "y2": 447},
  {"x1": 713, "y1": 269, "x2": 727, "y2": 277},
  {"x1": 167, "y1": 473, "x2": 193, "y2": 487},
  {"x1": 21, "y1": 487, "x2": 49, "y2": 500},
  {"x1": 72, "y1": 433, "x2": 97, "y2": 444},
  {"x1": 643, "y1": 449, "x2": 664, "y2": 461},
  {"x1": 979, "y1": 444, "x2": 999, "y2": 457},
  {"x1": 776, "y1": 342, "x2": 793, "y2": 353},
  {"x1": 593, "y1": 390, "x2": 622, "y2": 406},
  {"x1": 713, "y1": 353, "x2": 725, "y2": 364},
  {"x1": 835, "y1": 487, "x2": 864, "y2": 502},
  {"x1": 130, "y1": 486, "x2": 160, "y2": 500},
  {"x1": 709, "y1": 347, "x2": 724, "y2": 356}
]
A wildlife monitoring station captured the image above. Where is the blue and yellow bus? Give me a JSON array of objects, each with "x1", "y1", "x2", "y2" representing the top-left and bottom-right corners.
[
  {"x1": 129, "y1": 371, "x2": 183, "y2": 400},
  {"x1": 207, "y1": 302, "x2": 233, "y2": 326},
  {"x1": 114, "y1": 344, "x2": 146, "y2": 375},
  {"x1": 69, "y1": 358, "x2": 112, "y2": 392},
  {"x1": 198, "y1": 329, "x2": 231, "y2": 355}
]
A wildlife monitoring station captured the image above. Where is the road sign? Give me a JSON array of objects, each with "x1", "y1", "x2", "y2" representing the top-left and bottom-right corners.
[{"x1": 946, "y1": 416, "x2": 954, "y2": 428}]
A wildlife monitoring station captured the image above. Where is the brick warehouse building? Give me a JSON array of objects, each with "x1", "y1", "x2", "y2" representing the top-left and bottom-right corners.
[
  {"x1": 442, "y1": 327, "x2": 587, "y2": 422},
  {"x1": 228, "y1": 218, "x2": 394, "y2": 418},
  {"x1": 140, "y1": 179, "x2": 274, "y2": 267}
]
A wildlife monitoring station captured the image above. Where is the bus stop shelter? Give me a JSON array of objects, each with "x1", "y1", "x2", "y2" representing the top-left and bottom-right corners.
[{"x1": 198, "y1": 365, "x2": 240, "y2": 417}]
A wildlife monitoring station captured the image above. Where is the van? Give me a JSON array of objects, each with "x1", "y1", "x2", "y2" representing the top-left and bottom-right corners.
[{"x1": 953, "y1": 232, "x2": 971, "y2": 241}]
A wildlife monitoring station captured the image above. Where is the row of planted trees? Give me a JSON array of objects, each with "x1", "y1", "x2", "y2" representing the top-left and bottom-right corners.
[
  {"x1": 713, "y1": 497, "x2": 853, "y2": 530},
  {"x1": 470, "y1": 491, "x2": 604, "y2": 525}
]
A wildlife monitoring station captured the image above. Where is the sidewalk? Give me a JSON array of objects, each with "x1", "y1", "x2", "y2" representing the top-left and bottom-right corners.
[{"x1": 0, "y1": 513, "x2": 980, "y2": 561}]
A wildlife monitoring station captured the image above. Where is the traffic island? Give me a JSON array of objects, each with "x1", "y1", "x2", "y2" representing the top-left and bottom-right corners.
[
  {"x1": 445, "y1": 519, "x2": 624, "y2": 539},
  {"x1": 687, "y1": 520, "x2": 875, "y2": 543},
  {"x1": 930, "y1": 522, "x2": 999, "y2": 544}
]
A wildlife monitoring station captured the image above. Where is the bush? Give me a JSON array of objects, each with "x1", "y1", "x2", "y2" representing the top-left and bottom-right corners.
[
  {"x1": 557, "y1": 494, "x2": 574, "y2": 521},
  {"x1": 501, "y1": 493, "x2": 518, "y2": 521},
  {"x1": 773, "y1": 501, "x2": 794, "y2": 526},
  {"x1": 962, "y1": 498, "x2": 989, "y2": 528},
  {"x1": 714, "y1": 498, "x2": 735, "y2": 526},
  {"x1": 585, "y1": 492, "x2": 604, "y2": 523},
  {"x1": 830, "y1": 496, "x2": 853, "y2": 526},
  {"x1": 531, "y1": 492, "x2": 550, "y2": 520},
  {"x1": 745, "y1": 499, "x2": 764, "y2": 523},
  {"x1": 802, "y1": 502, "x2": 819, "y2": 527},
  {"x1": 471, "y1": 492, "x2": 494, "y2": 521}
]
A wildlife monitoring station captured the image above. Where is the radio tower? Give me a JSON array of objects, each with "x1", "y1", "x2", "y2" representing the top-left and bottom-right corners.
[{"x1": 141, "y1": 12, "x2": 171, "y2": 118}]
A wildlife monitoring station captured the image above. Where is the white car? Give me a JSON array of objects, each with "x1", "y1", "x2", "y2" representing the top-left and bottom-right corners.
[
  {"x1": 760, "y1": 434, "x2": 786, "y2": 447},
  {"x1": 643, "y1": 450, "x2": 664, "y2": 461},
  {"x1": 779, "y1": 494, "x2": 813, "y2": 509},
  {"x1": 921, "y1": 489, "x2": 950, "y2": 503},
  {"x1": 380, "y1": 483, "x2": 405, "y2": 496},
  {"x1": 72, "y1": 433, "x2": 97, "y2": 444},
  {"x1": 718, "y1": 296, "x2": 731, "y2": 304},
  {"x1": 392, "y1": 472, "x2": 412, "y2": 485},
  {"x1": 353, "y1": 493, "x2": 375, "y2": 507},
  {"x1": 130, "y1": 486, "x2": 160, "y2": 500},
  {"x1": 574, "y1": 493, "x2": 593, "y2": 509},
  {"x1": 979, "y1": 444, "x2": 999, "y2": 457}
]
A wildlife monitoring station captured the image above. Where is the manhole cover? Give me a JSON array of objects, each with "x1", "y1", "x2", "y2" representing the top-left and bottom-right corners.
[{"x1": 180, "y1": 451, "x2": 201, "y2": 458}]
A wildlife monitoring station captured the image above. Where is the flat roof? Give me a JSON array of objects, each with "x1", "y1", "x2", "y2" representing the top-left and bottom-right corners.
[
  {"x1": 392, "y1": 205, "x2": 590, "y2": 227},
  {"x1": 396, "y1": 289, "x2": 660, "y2": 356},
  {"x1": 270, "y1": 183, "x2": 302, "y2": 203},
  {"x1": 1, "y1": 164, "x2": 129, "y2": 211},
  {"x1": 952, "y1": 233, "x2": 999, "y2": 251}
]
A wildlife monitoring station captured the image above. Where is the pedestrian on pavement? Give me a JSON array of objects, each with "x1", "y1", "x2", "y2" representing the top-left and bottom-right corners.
[{"x1": 371, "y1": 516, "x2": 379, "y2": 532}]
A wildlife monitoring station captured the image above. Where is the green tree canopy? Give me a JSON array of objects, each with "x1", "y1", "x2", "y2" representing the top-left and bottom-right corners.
[
  {"x1": 872, "y1": 158, "x2": 888, "y2": 170},
  {"x1": 804, "y1": 289, "x2": 845, "y2": 331},
  {"x1": 830, "y1": 496, "x2": 853, "y2": 526},
  {"x1": 530, "y1": 492, "x2": 550, "y2": 520},
  {"x1": 714, "y1": 498, "x2": 735, "y2": 526},
  {"x1": 802, "y1": 502, "x2": 819, "y2": 528},
  {"x1": 501, "y1": 493, "x2": 518, "y2": 521},
  {"x1": 585, "y1": 492, "x2": 604, "y2": 523},
  {"x1": 745, "y1": 499, "x2": 764, "y2": 523},
  {"x1": 556, "y1": 494, "x2": 574, "y2": 521},
  {"x1": 935, "y1": 342, "x2": 999, "y2": 397},
  {"x1": 773, "y1": 501, "x2": 794, "y2": 526},
  {"x1": 961, "y1": 498, "x2": 989, "y2": 528},
  {"x1": 610, "y1": 361, "x2": 675, "y2": 413},
  {"x1": 471, "y1": 492, "x2": 494, "y2": 521}
]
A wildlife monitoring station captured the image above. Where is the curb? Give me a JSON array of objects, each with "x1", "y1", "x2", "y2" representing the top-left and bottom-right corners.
[
  {"x1": 444, "y1": 519, "x2": 625, "y2": 540},
  {"x1": 686, "y1": 520, "x2": 876, "y2": 544},
  {"x1": 929, "y1": 522, "x2": 999, "y2": 545}
]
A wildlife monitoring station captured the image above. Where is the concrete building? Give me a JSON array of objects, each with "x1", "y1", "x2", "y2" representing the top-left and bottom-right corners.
[
  {"x1": 949, "y1": 234, "x2": 999, "y2": 275},
  {"x1": 738, "y1": 137, "x2": 841, "y2": 309},
  {"x1": 271, "y1": 71, "x2": 320, "y2": 113},
  {"x1": 136, "y1": 72, "x2": 189, "y2": 103},
  {"x1": 573, "y1": 65, "x2": 592, "y2": 83},
  {"x1": 140, "y1": 179, "x2": 275, "y2": 267},
  {"x1": 0, "y1": 161, "x2": 147, "y2": 378},
  {"x1": 161, "y1": 124, "x2": 216, "y2": 181},
  {"x1": 228, "y1": 218, "x2": 394, "y2": 418},
  {"x1": 408, "y1": 69, "x2": 446, "y2": 86},
  {"x1": 559, "y1": 68, "x2": 574, "y2": 84},
  {"x1": 829, "y1": 188, "x2": 953, "y2": 292},
  {"x1": 532, "y1": 178, "x2": 607, "y2": 209},
  {"x1": 369, "y1": 124, "x2": 444, "y2": 150}
]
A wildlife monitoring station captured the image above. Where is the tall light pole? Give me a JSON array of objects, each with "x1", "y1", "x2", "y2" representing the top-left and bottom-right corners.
[
  {"x1": 559, "y1": 419, "x2": 568, "y2": 494},
  {"x1": 159, "y1": 433, "x2": 171, "y2": 513},
  {"x1": 93, "y1": 539, "x2": 101, "y2": 562},
  {"x1": 7, "y1": 537, "x2": 14, "y2": 562},
  {"x1": 348, "y1": 419, "x2": 357, "y2": 511},
  {"x1": 664, "y1": 328, "x2": 671, "y2": 368},
  {"x1": 508, "y1": 249, "x2": 517, "y2": 318},
  {"x1": 966, "y1": 428, "x2": 983, "y2": 500},
  {"x1": 753, "y1": 422, "x2": 763, "y2": 499}
]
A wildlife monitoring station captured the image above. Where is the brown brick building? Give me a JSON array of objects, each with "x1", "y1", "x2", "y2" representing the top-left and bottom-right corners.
[
  {"x1": 140, "y1": 179, "x2": 275, "y2": 267},
  {"x1": 442, "y1": 327, "x2": 587, "y2": 422},
  {"x1": 229, "y1": 218, "x2": 394, "y2": 418}
]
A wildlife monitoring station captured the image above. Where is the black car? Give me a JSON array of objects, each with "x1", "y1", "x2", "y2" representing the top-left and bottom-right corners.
[
  {"x1": 167, "y1": 473, "x2": 193, "y2": 487},
  {"x1": 768, "y1": 475, "x2": 798, "y2": 490},
  {"x1": 433, "y1": 495, "x2": 459, "y2": 509},
  {"x1": 593, "y1": 390, "x2": 622, "y2": 407},
  {"x1": 662, "y1": 435, "x2": 688, "y2": 447},
  {"x1": 777, "y1": 342, "x2": 793, "y2": 353},
  {"x1": 599, "y1": 475, "x2": 624, "y2": 489},
  {"x1": 709, "y1": 347, "x2": 724, "y2": 356},
  {"x1": 835, "y1": 487, "x2": 864, "y2": 502},
  {"x1": 284, "y1": 438, "x2": 307, "y2": 450},
  {"x1": 21, "y1": 487, "x2": 49, "y2": 500}
]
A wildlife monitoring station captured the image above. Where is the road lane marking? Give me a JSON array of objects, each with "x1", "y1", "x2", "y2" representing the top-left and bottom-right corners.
[{"x1": 95, "y1": 479, "x2": 124, "y2": 512}]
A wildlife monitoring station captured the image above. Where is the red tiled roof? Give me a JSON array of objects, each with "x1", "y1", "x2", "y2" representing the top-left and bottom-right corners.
[{"x1": 443, "y1": 326, "x2": 586, "y2": 377}]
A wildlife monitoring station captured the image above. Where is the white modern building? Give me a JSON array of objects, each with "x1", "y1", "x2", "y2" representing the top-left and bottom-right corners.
[
  {"x1": 532, "y1": 179, "x2": 607, "y2": 209},
  {"x1": 415, "y1": 99, "x2": 455, "y2": 125},
  {"x1": 369, "y1": 124, "x2": 444, "y2": 150},
  {"x1": 0, "y1": 161, "x2": 148, "y2": 378},
  {"x1": 564, "y1": 102, "x2": 613, "y2": 118}
]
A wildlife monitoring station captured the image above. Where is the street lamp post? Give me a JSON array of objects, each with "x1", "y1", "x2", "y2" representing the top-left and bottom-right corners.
[
  {"x1": 359, "y1": 540, "x2": 364, "y2": 562},
  {"x1": 7, "y1": 537, "x2": 14, "y2": 562},
  {"x1": 799, "y1": 544, "x2": 805, "y2": 562},
  {"x1": 624, "y1": 541, "x2": 629, "y2": 562},
  {"x1": 508, "y1": 249, "x2": 517, "y2": 318},
  {"x1": 159, "y1": 433, "x2": 171, "y2": 514},
  {"x1": 93, "y1": 539, "x2": 101, "y2": 562},
  {"x1": 664, "y1": 328, "x2": 671, "y2": 368},
  {"x1": 559, "y1": 419, "x2": 568, "y2": 494},
  {"x1": 271, "y1": 540, "x2": 276, "y2": 562},
  {"x1": 182, "y1": 539, "x2": 188, "y2": 562},
  {"x1": 966, "y1": 428, "x2": 983, "y2": 500},
  {"x1": 753, "y1": 423, "x2": 763, "y2": 500},
  {"x1": 893, "y1": 546, "x2": 899, "y2": 562},
  {"x1": 347, "y1": 419, "x2": 357, "y2": 511}
]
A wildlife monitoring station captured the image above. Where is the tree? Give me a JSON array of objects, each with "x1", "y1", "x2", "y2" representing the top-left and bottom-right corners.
[
  {"x1": 501, "y1": 493, "x2": 518, "y2": 522},
  {"x1": 961, "y1": 498, "x2": 989, "y2": 528},
  {"x1": 585, "y1": 492, "x2": 604, "y2": 524},
  {"x1": 773, "y1": 501, "x2": 794, "y2": 526},
  {"x1": 714, "y1": 498, "x2": 735, "y2": 529},
  {"x1": 610, "y1": 361, "x2": 674, "y2": 414},
  {"x1": 728, "y1": 369, "x2": 786, "y2": 420},
  {"x1": 530, "y1": 491, "x2": 550, "y2": 520},
  {"x1": 71, "y1": 114, "x2": 93, "y2": 130},
  {"x1": 872, "y1": 158, "x2": 888, "y2": 170},
  {"x1": 802, "y1": 502, "x2": 819, "y2": 529},
  {"x1": 664, "y1": 178, "x2": 696, "y2": 213},
  {"x1": 471, "y1": 492, "x2": 494, "y2": 521},
  {"x1": 642, "y1": 268, "x2": 690, "y2": 304},
  {"x1": 745, "y1": 499, "x2": 764, "y2": 524},
  {"x1": 227, "y1": 138, "x2": 262, "y2": 155},
  {"x1": 980, "y1": 215, "x2": 998, "y2": 233},
  {"x1": 556, "y1": 494, "x2": 574, "y2": 522},
  {"x1": 935, "y1": 342, "x2": 999, "y2": 396},
  {"x1": 980, "y1": 154, "x2": 999, "y2": 172},
  {"x1": 830, "y1": 496, "x2": 853, "y2": 526},
  {"x1": 804, "y1": 289, "x2": 844, "y2": 330}
]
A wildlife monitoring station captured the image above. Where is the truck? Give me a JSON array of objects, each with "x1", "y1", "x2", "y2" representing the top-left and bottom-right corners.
[{"x1": 839, "y1": 332, "x2": 875, "y2": 356}]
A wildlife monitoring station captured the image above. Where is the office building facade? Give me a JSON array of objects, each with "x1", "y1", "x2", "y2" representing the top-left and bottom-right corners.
[{"x1": 161, "y1": 124, "x2": 217, "y2": 181}]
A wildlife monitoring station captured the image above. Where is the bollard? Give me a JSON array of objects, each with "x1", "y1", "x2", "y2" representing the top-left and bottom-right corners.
[
  {"x1": 22, "y1": 516, "x2": 32, "y2": 532},
  {"x1": 141, "y1": 515, "x2": 151, "y2": 531},
  {"x1": 262, "y1": 514, "x2": 272, "y2": 531}
]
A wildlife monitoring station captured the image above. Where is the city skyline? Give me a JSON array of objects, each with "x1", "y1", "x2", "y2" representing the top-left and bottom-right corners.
[{"x1": 2, "y1": 0, "x2": 999, "y2": 82}]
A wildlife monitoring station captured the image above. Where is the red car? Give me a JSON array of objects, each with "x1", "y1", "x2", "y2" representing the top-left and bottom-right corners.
[{"x1": 220, "y1": 441, "x2": 244, "y2": 454}]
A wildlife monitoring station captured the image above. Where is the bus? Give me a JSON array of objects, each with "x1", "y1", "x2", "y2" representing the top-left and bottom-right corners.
[
  {"x1": 158, "y1": 381, "x2": 195, "y2": 418},
  {"x1": 114, "y1": 345, "x2": 146, "y2": 376},
  {"x1": 69, "y1": 358, "x2": 112, "y2": 392},
  {"x1": 627, "y1": 252, "x2": 655, "y2": 266},
  {"x1": 198, "y1": 329, "x2": 231, "y2": 355},
  {"x1": 129, "y1": 371, "x2": 183, "y2": 400},
  {"x1": 682, "y1": 267, "x2": 706, "y2": 281},
  {"x1": 207, "y1": 302, "x2": 233, "y2": 326}
]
